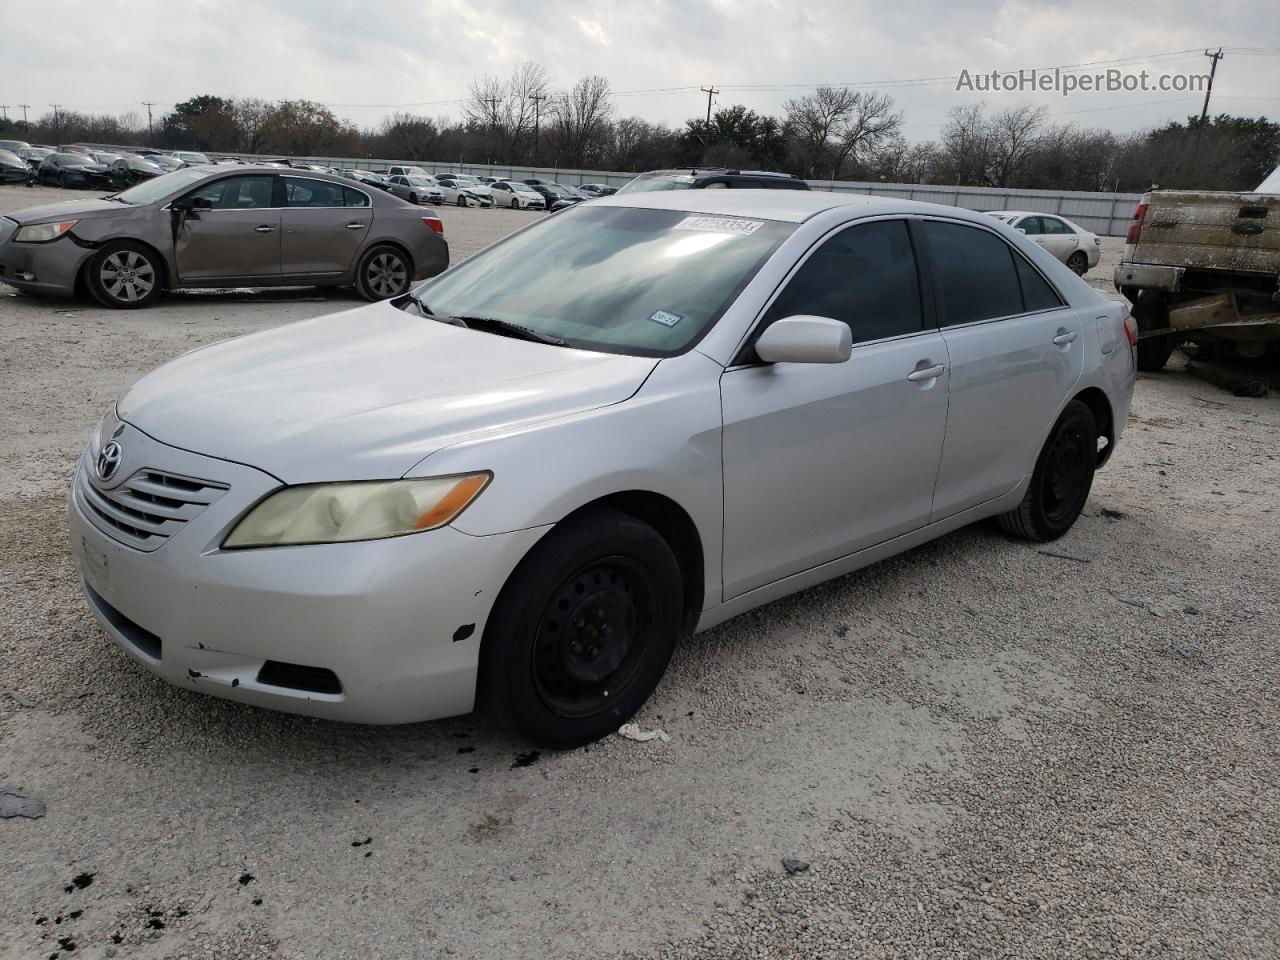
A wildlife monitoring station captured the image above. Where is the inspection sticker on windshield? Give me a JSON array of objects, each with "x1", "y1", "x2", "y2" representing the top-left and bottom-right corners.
[
  {"x1": 673, "y1": 216, "x2": 764, "y2": 236},
  {"x1": 648, "y1": 309, "x2": 684, "y2": 328}
]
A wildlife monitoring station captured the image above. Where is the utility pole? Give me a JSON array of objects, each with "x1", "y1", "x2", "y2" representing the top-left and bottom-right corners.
[
  {"x1": 531, "y1": 93, "x2": 546, "y2": 160},
  {"x1": 0, "y1": 105, "x2": 8, "y2": 123},
  {"x1": 50, "y1": 104, "x2": 61, "y2": 140},
  {"x1": 483, "y1": 95, "x2": 498, "y2": 164},
  {"x1": 1199, "y1": 48, "x2": 1224, "y2": 125},
  {"x1": 700, "y1": 85, "x2": 719, "y2": 129},
  {"x1": 142, "y1": 101, "x2": 156, "y2": 146},
  {"x1": 18, "y1": 104, "x2": 30, "y2": 128}
]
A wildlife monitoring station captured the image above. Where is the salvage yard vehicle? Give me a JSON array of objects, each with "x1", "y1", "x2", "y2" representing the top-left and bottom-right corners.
[
  {"x1": 986, "y1": 211, "x2": 1102, "y2": 275},
  {"x1": 617, "y1": 168, "x2": 812, "y2": 194},
  {"x1": 0, "y1": 149, "x2": 34, "y2": 184},
  {"x1": 108, "y1": 154, "x2": 165, "y2": 187},
  {"x1": 489, "y1": 179, "x2": 547, "y2": 209},
  {"x1": 38, "y1": 152, "x2": 112, "y2": 189},
  {"x1": 1115, "y1": 167, "x2": 1280, "y2": 372},
  {"x1": 68, "y1": 190, "x2": 1134, "y2": 747},
  {"x1": 0, "y1": 166, "x2": 448, "y2": 307},
  {"x1": 386, "y1": 174, "x2": 445, "y2": 205}
]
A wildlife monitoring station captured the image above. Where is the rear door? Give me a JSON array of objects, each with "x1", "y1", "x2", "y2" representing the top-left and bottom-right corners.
[
  {"x1": 281, "y1": 177, "x2": 371, "y2": 277},
  {"x1": 174, "y1": 174, "x2": 281, "y2": 281},
  {"x1": 1038, "y1": 215, "x2": 1080, "y2": 261},
  {"x1": 720, "y1": 218, "x2": 950, "y2": 597},
  {"x1": 921, "y1": 219, "x2": 1084, "y2": 519}
]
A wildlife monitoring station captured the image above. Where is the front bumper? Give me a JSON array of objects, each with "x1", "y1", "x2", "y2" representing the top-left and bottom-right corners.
[
  {"x1": 0, "y1": 222, "x2": 91, "y2": 295},
  {"x1": 69, "y1": 422, "x2": 548, "y2": 724}
]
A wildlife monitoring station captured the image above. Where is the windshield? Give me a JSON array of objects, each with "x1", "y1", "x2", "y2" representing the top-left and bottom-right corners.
[
  {"x1": 452, "y1": 176, "x2": 478, "y2": 185},
  {"x1": 114, "y1": 168, "x2": 210, "y2": 205},
  {"x1": 407, "y1": 177, "x2": 435, "y2": 186},
  {"x1": 509, "y1": 182, "x2": 536, "y2": 193},
  {"x1": 412, "y1": 205, "x2": 793, "y2": 357},
  {"x1": 617, "y1": 174, "x2": 695, "y2": 195},
  {"x1": 179, "y1": 152, "x2": 210, "y2": 163}
]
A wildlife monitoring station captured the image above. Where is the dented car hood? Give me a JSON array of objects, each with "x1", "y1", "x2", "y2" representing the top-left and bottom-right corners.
[{"x1": 117, "y1": 300, "x2": 658, "y2": 483}]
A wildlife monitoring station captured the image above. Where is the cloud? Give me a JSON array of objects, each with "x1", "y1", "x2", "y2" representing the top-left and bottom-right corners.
[{"x1": 575, "y1": 17, "x2": 610, "y2": 46}]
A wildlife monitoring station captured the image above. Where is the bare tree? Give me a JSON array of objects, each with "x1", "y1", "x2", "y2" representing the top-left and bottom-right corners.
[
  {"x1": 464, "y1": 61, "x2": 550, "y2": 163},
  {"x1": 985, "y1": 104, "x2": 1046, "y2": 187},
  {"x1": 784, "y1": 86, "x2": 858, "y2": 178},
  {"x1": 233, "y1": 98, "x2": 272, "y2": 154},
  {"x1": 936, "y1": 103, "x2": 992, "y2": 185},
  {"x1": 831, "y1": 91, "x2": 902, "y2": 179},
  {"x1": 548, "y1": 76, "x2": 614, "y2": 168}
]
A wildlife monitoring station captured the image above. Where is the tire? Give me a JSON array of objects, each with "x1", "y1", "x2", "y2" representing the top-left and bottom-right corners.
[
  {"x1": 1066, "y1": 251, "x2": 1088, "y2": 275},
  {"x1": 57, "y1": 172, "x2": 67, "y2": 189},
  {"x1": 87, "y1": 241, "x2": 163, "y2": 309},
  {"x1": 1133, "y1": 291, "x2": 1175, "y2": 372},
  {"x1": 998, "y1": 400, "x2": 1097, "y2": 541},
  {"x1": 408, "y1": 193, "x2": 418, "y2": 204},
  {"x1": 355, "y1": 244, "x2": 412, "y2": 301},
  {"x1": 511, "y1": 195, "x2": 519, "y2": 209},
  {"x1": 479, "y1": 507, "x2": 683, "y2": 749}
]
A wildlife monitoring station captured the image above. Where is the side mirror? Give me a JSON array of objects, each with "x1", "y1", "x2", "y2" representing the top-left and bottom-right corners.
[
  {"x1": 173, "y1": 195, "x2": 213, "y2": 211},
  {"x1": 754, "y1": 315, "x2": 852, "y2": 365},
  {"x1": 1016, "y1": 227, "x2": 1027, "y2": 234}
]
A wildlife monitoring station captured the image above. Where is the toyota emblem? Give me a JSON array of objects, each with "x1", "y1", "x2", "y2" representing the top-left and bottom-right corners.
[{"x1": 96, "y1": 441, "x2": 123, "y2": 483}]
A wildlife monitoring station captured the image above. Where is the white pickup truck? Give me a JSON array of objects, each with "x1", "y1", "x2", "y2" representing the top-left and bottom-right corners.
[{"x1": 1115, "y1": 165, "x2": 1280, "y2": 372}]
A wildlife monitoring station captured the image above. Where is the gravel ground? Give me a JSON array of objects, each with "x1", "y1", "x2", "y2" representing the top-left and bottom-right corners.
[{"x1": 1, "y1": 183, "x2": 1277, "y2": 960}]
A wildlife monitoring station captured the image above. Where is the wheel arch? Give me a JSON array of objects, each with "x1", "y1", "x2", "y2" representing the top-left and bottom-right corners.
[
  {"x1": 357, "y1": 238, "x2": 415, "y2": 280},
  {"x1": 77, "y1": 236, "x2": 172, "y2": 293},
  {"x1": 1071, "y1": 386, "x2": 1114, "y2": 467}
]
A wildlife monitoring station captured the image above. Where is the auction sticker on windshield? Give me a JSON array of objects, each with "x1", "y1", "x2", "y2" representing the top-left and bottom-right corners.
[
  {"x1": 673, "y1": 216, "x2": 764, "y2": 236},
  {"x1": 648, "y1": 309, "x2": 683, "y2": 327}
]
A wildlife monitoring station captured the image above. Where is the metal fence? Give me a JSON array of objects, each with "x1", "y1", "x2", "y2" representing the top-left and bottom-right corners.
[{"x1": 82, "y1": 143, "x2": 1144, "y2": 236}]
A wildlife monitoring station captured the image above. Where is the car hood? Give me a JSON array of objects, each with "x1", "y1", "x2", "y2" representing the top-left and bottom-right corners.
[
  {"x1": 7, "y1": 197, "x2": 120, "y2": 224},
  {"x1": 117, "y1": 300, "x2": 659, "y2": 484}
]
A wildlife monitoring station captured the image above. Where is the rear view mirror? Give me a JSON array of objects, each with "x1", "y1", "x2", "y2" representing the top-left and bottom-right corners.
[
  {"x1": 754, "y1": 315, "x2": 852, "y2": 365},
  {"x1": 173, "y1": 195, "x2": 213, "y2": 211}
]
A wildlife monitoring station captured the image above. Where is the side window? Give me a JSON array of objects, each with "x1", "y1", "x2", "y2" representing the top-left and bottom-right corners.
[
  {"x1": 1016, "y1": 216, "x2": 1043, "y2": 234},
  {"x1": 1039, "y1": 217, "x2": 1071, "y2": 235},
  {"x1": 189, "y1": 175, "x2": 275, "y2": 210},
  {"x1": 922, "y1": 221, "x2": 1024, "y2": 325},
  {"x1": 1012, "y1": 254, "x2": 1064, "y2": 312},
  {"x1": 760, "y1": 220, "x2": 923, "y2": 346},
  {"x1": 285, "y1": 178, "x2": 345, "y2": 208},
  {"x1": 343, "y1": 187, "x2": 370, "y2": 207}
]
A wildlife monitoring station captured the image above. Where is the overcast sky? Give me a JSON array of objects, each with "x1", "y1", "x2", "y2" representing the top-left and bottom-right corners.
[{"x1": 4, "y1": 0, "x2": 1278, "y2": 139}]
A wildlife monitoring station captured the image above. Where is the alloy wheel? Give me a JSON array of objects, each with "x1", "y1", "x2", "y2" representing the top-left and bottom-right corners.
[
  {"x1": 99, "y1": 251, "x2": 156, "y2": 303},
  {"x1": 365, "y1": 252, "x2": 407, "y2": 298}
]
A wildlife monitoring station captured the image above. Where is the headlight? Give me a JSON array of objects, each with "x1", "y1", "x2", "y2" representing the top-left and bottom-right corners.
[
  {"x1": 222, "y1": 473, "x2": 490, "y2": 549},
  {"x1": 14, "y1": 220, "x2": 78, "y2": 243}
]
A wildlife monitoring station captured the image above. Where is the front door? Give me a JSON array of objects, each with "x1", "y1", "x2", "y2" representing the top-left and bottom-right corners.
[
  {"x1": 920, "y1": 219, "x2": 1085, "y2": 518},
  {"x1": 174, "y1": 174, "x2": 280, "y2": 281},
  {"x1": 720, "y1": 219, "x2": 949, "y2": 598},
  {"x1": 281, "y1": 177, "x2": 371, "y2": 277}
]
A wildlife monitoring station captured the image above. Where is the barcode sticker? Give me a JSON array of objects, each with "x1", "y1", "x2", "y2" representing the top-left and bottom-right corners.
[{"x1": 673, "y1": 216, "x2": 764, "y2": 236}]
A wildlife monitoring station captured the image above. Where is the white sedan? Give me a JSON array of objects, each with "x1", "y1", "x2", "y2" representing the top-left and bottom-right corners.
[
  {"x1": 986, "y1": 211, "x2": 1102, "y2": 275},
  {"x1": 70, "y1": 191, "x2": 1135, "y2": 748},
  {"x1": 438, "y1": 175, "x2": 495, "y2": 207}
]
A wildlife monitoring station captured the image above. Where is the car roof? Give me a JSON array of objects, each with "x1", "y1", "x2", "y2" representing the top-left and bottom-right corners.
[{"x1": 591, "y1": 188, "x2": 1000, "y2": 225}]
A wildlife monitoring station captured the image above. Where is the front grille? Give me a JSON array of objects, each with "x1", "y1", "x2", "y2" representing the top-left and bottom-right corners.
[{"x1": 76, "y1": 465, "x2": 228, "y2": 552}]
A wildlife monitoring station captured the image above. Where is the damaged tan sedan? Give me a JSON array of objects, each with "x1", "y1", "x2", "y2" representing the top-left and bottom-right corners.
[{"x1": 0, "y1": 166, "x2": 449, "y2": 308}]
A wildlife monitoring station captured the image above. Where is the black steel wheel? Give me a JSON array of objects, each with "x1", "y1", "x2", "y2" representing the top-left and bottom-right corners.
[
  {"x1": 480, "y1": 507, "x2": 683, "y2": 748},
  {"x1": 998, "y1": 400, "x2": 1098, "y2": 541},
  {"x1": 355, "y1": 244, "x2": 411, "y2": 301},
  {"x1": 1067, "y1": 250, "x2": 1088, "y2": 275}
]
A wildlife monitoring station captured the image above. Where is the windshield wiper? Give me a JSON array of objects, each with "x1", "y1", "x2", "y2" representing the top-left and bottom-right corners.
[
  {"x1": 401, "y1": 292, "x2": 469, "y2": 327},
  {"x1": 452, "y1": 316, "x2": 567, "y2": 347}
]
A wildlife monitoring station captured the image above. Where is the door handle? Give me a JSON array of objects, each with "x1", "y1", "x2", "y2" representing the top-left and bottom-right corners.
[
  {"x1": 906, "y1": 363, "x2": 946, "y2": 383},
  {"x1": 254, "y1": 225, "x2": 274, "y2": 233},
  {"x1": 1052, "y1": 331, "x2": 1078, "y2": 346},
  {"x1": 345, "y1": 222, "x2": 366, "y2": 229}
]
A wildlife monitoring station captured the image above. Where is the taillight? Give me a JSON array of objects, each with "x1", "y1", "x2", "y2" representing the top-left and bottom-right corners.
[
  {"x1": 1123, "y1": 312, "x2": 1139, "y2": 348},
  {"x1": 423, "y1": 217, "x2": 443, "y2": 235},
  {"x1": 1125, "y1": 202, "x2": 1147, "y2": 245}
]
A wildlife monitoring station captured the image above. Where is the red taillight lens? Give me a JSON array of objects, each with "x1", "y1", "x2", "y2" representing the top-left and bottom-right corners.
[
  {"x1": 423, "y1": 217, "x2": 443, "y2": 235},
  {"x1": 1123, "y1": 313, "x2": 1139, "y2": 348},
  {"x1": 1125, "y1": 203, "x2": 1147, "y2": 244}
]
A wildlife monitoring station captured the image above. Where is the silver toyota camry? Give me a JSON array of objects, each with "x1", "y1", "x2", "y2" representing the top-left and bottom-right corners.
[{"x1": 69, "y1": 190, "x2": 1137, "y2": 747}]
